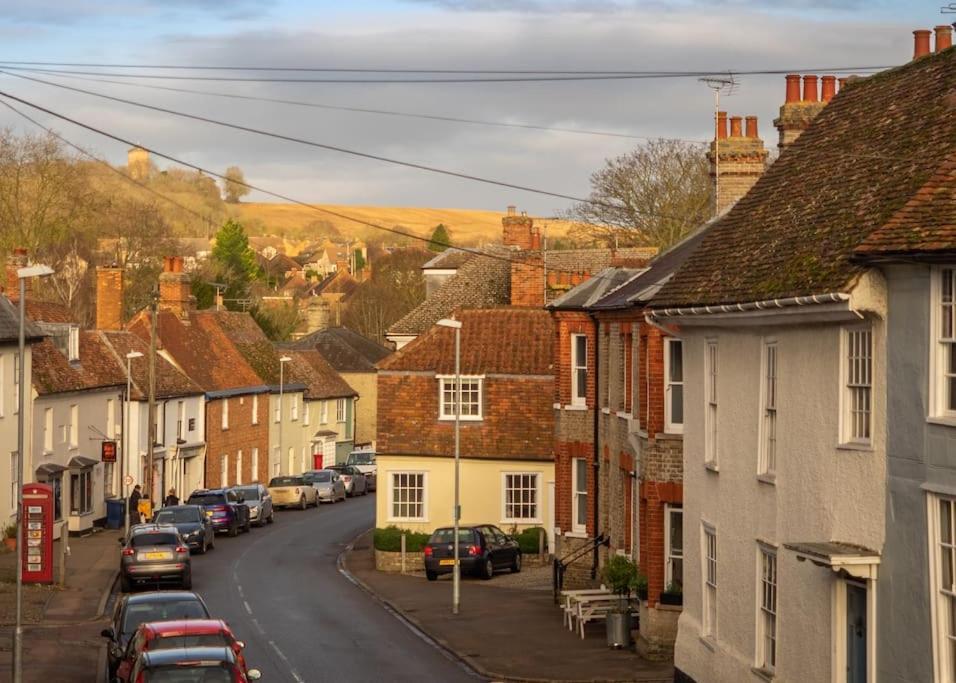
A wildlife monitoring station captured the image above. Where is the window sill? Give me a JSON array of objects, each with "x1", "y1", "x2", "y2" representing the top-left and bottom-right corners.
[
  {"x1": 927, "y1": 415, "x2": 956, "y2": 428},
  {"x1": 657, "y1": 432, "x2": 683, "y2": 441},
  {"x1": 704, "y1": 462, "x2": 719, "y2": 474},
  {"x1": 836, "y1": 442, "x2": 873, "y2": 453},
  {"x1": 751, "y1": 666, "x2": 774, "y2": 682},
  {"x1": 698, "y1": 635, "x2": 717, "y2": 652},
  {"x1": 564, "y1": 405, "x2": 588, "y2": 411},
  {"x1": 564, "y1": 530, "x2": 588, "y2": 539},
  {"x1": 601, "y1": 407, "x2": 611, "y2": 414},
  {"x1": 756, "y1": 473, "x2": 776, "y2": 486},
  {"x1": 387, "y1": 518, "x2": 428, "y2": 524},
  {"x1": 616, "y1": 411, "x2": 631, "y2": 420},
  {"x1": 502, "y1": 518, "x2": 542, "y2": 525},
  {"x1": 438, "y1": 416, "x2": 483, "y2": 422}
]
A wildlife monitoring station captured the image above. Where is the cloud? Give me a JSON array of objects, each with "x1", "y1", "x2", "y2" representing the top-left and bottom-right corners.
[
  {"x1": 0, "y1": 0, "x2": 273, "y2": 26},
  {"x1": 401, "y1": 0, "x2": 875, "y2": 12}
]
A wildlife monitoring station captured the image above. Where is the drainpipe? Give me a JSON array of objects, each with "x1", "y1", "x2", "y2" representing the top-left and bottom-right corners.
[{"x1": 589, "y1": 312, "x2": 600, "y2": 580}]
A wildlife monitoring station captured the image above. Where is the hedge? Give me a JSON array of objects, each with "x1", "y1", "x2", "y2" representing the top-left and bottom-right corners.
[
  {"x1": 373, "y1": 526, "x2": 430, "y2": 552},
  {"x1": 515, "y1": 527, "x2": 548, "y2": 554}
]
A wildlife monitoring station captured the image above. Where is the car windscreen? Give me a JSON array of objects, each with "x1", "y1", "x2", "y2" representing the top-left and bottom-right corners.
[
  {"x1": 234, "y1": 486, "x2": 260, "y2": 501},
  {"x1": 347, "y1": 453, "x2": 374, "y2": 465},
  {"x1": 154, "y1": 633, "x2": 229, "y2": 650},
  {"x1": 429, "y1": 528, "x2": 477, "y2": 544},
  {"x1": 122, "y1": 601, "x2": 208, "y2": 634},
  {"x1": 142, "y1": 664, "x2": 232, "y2": 682},
  {"x1": 154, "y1": 509, "x2": 200, "y2": 524},
  {"x1": 269, "y1": 477, "x2": 302, "y2": 487},
  {"x1": 130, "y1": 533, "x2": 179, "y2": 548},
  {"x1": 306, "y1": 471, "x2": 332, "y2": 483},
  {"x1": 186, "y1": 494, "x2": 225, "y2": 506}
]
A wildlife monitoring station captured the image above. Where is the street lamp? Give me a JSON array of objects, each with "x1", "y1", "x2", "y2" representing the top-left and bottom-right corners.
[
  {"x1": 123, "y1": 351, "x2": 143, "y2": 537},
  {"x1": 278, "y1": 356, "x2": 292, "y2": 474},
  {"x1": 14, "y1": 262, "x2": 54, "y2": 683},
  {"x1": 436, "y1": 318, "x2": 462, "y2": 616}
]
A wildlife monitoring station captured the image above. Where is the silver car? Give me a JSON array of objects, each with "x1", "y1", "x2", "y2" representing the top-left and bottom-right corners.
[
  {"x1": 119, "y1": 524, "x2": 191, "y2": 592},
  {"x1": 233, "y1": 483, "x2": 274, "y2": 527},
  {"x1": 303, "y1": 469, "x2": 347, "y2": 503},
  {"x1": 328, "y1": 465, "x2": 368, "y2": 497}
]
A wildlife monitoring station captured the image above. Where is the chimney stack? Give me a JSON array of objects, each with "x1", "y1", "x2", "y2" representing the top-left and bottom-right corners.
[
  {"x1": 914, "y1": 29, "x2": 932, "y2": 59},
  {"x1": 708, "y1": 114, "x2": 769, "y2": 215},
  {"x1": 3, "y1": 248, "x2": 29, "y2": 298},
  {"x1": 773, "y1": 73, "x2": 829, "y2": 151},
  {"x1": 96, "y1": 266, "x2": 125, "y2": 330},
  {"x1": 784, "y1": 74, "x2": 801, "y2": 104},
  {"x1": 716, "y1": 111, "x2": 728, "y2": 140},
  {"x1": 820, "y1": 75, "x2": 837, "y2": 102},
  {"x1": 502, "y1": 207, "x2": 537, "y2": 250},
  {"x1": 936, "y1": 25, "x2": 953, "y2": 52},
  {"x1": 158, "y1": 255, "x2": 194, "y2": 320},
  {"x1": 802, "y1": 75, "x2": 819, "y2": 102}
]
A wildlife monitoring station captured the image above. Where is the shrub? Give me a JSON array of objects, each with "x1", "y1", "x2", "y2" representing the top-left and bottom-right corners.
[
  {"x1": 514, "y1": 527, "x2": 548, "y2": 554},
  {"x1": 632, "y1": 570, "x2": 648, "y2": 601},
  {"x1": 373, "y1": 526, "x2": 430, "y2": 552},
  {"x1": 602, "y1": 555, "x2": 639, "y2": 596},
  {"x1": 3, "y1": 522, "x2": 15, "y2": 540}
]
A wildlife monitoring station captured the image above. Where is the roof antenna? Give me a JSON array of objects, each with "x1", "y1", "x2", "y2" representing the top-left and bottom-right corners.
[{"x1": 699, "y1": 73, "x2": 738, "y2": 217}]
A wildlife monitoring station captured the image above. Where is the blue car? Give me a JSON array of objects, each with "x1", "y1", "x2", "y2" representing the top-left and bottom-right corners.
[{"x1": 186, "y1": 488, "x2": 251, "y2": 537}]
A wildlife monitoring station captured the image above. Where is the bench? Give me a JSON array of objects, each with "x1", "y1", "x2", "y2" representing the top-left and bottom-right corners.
[
  {"x1": 559, "y1": 588, "x2": 610, "y2": 628},
  {"x1": 572, "y1": 595, "x2": 635, "y2": 639}
]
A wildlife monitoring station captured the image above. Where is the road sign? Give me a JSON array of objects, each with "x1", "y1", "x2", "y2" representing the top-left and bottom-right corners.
[{"x1": 124, "y1": 474, "x2": 134, "y2": 486}]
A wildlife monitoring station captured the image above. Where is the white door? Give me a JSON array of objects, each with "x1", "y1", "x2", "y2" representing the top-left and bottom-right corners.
[{"x1": 547, "y1": 480, "x2": 555, "y2": 556}]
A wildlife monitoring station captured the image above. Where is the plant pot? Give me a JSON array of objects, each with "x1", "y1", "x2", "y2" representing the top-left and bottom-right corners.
[
  {"x1": 606, "y1": 609, "x2": 632, "y2": 648},
  {"x1": 3, "y1": 537, "x2": 16, "y2": 551},
  {"x1": 659, "y1": 591, "x2": 683, "y2": 606}
]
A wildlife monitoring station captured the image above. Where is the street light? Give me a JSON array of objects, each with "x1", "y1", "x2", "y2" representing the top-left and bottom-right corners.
[
  {"x1": 123, "y1": 351, "x2": 144, "y2": 537},
  {"x1": 436, "y1": 318, "x2": 462, "y2": 616},
  {"x1": 14, "y1": 262, "x2": 54, "y2": 683},
  {"x1": 278, "y1": 356, "x2": 292, "y2": 474}
]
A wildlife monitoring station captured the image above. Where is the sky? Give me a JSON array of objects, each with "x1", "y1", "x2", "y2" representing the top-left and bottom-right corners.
[{"x1": 0, "y1": 1, "x2": 944, "y2": 219}]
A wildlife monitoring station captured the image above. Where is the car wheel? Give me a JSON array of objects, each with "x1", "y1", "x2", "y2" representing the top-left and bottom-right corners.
[
  {"x1": 426, "y1": 570, "x2": 438, "y2": 581},
  {"x1": 482, "y1": 557, "x2": 494, "y2": 580},
  {"x1": 299, "y1": 496, "x2": 307, "y2": 510},
  {"x1": 511, "y1": 552, "x2": 522, "y2": 574},
  {"x1": 243, "y1": 518, "x2": 251, "y2": 533},
  {"x1": 229, "y1": 521, "x2": 239, "y2": 538},
  {"x1": 182, "y1": 571, "x2": 192, "y2": 590},
  {"x1": 120, "y1": 574, "x2": 132, "y2": 593},
  {"x1": 208, "y1": 535, "x2": 215, "y2": 550},
  {"x1": 268, "y1": 510, "x2": 275, "y2": 524},
  {"x1": 196, "y1": 540, "x2": 206, "y2": 555}
]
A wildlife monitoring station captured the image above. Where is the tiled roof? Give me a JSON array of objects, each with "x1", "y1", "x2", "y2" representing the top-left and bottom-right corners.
[
  {"x1": 653, "y1": 48, "x2": 956, "y2": 308},
  {"x1": 379, "y1": 308, "x2": 554, "y2": 376},
  {"x1": 194, "y1": 311, "x2": 284, "y2": 385},
  {"x1": 288, "y1": 326, "x2": 391, "y2": 373},
  {"x1": 6, "y1": 293, "x2": 76, "y2": 324},
  {"x1": 856, "y1": 152, "x2": 956, "y2": 255},
  {"x1": 286, "y1": 350, "x2": 357, "y2": 400},
  {"x1": 423, "y1": 248, "x2": 472, "y2": 270},
  {"x1": 97, "y1": 330, "x2": 203, "y2": 400},
  {"x1": 548, "y1": 267, "x2": 645, "y2": 310},
  {"x1": 544, "y1": 247, "x2": 656, "y2": 274},
  {"x1": 308, "y1": 271, "x2": 359, "y2": 298},
  {"x1": 31, "y1": 333, "x2": 127, "y2": 396},
  {"x1": 0, "y1": 295, "x2": 44, "y2": 344}
]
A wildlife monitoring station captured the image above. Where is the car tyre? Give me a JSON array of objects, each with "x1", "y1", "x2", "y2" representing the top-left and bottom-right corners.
[
  {"x1": 482, "y1": 558, "x2": 494, "y2": 580},
  {"x1": 511, "y1": 552, "x2": 522, "y2": 574},
  {"x1": 229, "y1": 521, "x2": 239, "y2": 538},
  {"x1": 196, "y1": 540, "x2": 206, "y2": 555},
  {"x1": 208, "y1": 535, "x2": 215, "y2": 550},
  {"x1": 426, "y1": 570, "x2": 438, "y2": 581},
  {"x1": 243, "y1": 518, "x2": 251, "y2": 533},
  {"x1": 120, "y1": 574, "x2": 132, "y2": 593},
  {"x1": 299, "y1": 496, "x2": 307, "y2": 510},
  {"x1": 268, "y1": 510, "x2": 275, "y2": 524}
]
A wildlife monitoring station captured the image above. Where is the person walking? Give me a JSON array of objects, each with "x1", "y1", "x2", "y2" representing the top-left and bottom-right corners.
[
  {"x1": 128, "y1": 484, "x2": 143, "y2": 526},
  {"x1": 164, "y1": 488, "x2": 179, "y2": 507}
]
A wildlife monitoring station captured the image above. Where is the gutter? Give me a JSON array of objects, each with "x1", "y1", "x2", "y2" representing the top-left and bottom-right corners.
[
  {"x1": 589, "y1": 312, "x2": 600, "y2": 581},
  {"x1": 652, "y1": 292, "x2": 850, "y2": 318}
]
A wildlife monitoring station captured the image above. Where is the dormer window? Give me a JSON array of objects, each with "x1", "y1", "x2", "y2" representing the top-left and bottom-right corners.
[{"x1": 68, "y1": 326, "x2": 79, "y2": 362}]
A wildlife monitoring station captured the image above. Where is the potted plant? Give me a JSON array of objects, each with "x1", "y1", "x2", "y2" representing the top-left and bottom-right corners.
[
  {"x1": 632, "y1": 570, "x2": 649, "y2": 602},
  {"x1": 3, "y1": 521, "x2": 16, "y2": 551},
  {"x1": 602, "y1": 555, "x2": 638, "y2": 648},
  {"x1": 660, "y1": 581, "x2": 683, "y2": 606}
]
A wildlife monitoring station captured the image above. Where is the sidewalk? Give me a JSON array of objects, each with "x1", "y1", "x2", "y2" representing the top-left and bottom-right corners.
[
  {"x1": 0, "y1": 527, "x2": 121, "y2": 682},
  {"x1": 344, "y1": 531, "x2": 674, "y2": 683}
]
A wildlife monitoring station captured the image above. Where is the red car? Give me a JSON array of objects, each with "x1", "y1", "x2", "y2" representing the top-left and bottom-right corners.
[{"x1": 116, "y1": 619, "x2": 249, "y2": 681}]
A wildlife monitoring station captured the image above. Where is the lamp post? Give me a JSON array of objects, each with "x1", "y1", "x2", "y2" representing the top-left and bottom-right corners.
[
  {"x1": 13, "y1": 262, "x2": 54, "y2": 683},
  {"x1": 123, "y1": 351, "x2": 143, "y2": 537},
  {"x1": 437, "y1": 318, "x2": 462, "y2": 616},
  {"x1": 278, "y1": 356, "x2": 292, "y2": 474}
]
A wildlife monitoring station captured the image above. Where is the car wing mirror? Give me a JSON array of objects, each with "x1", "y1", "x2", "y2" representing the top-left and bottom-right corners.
[{"x1": 100, "y1": 627, "x2": 114, "y2": 639}]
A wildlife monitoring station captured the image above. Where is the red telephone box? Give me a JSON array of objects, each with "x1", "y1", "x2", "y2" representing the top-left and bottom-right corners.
[{"x1": 21, "y1": 483, "x2": 54, "y2": 584}]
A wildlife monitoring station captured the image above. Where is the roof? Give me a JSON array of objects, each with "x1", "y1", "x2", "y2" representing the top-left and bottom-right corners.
[
  {"x1": 308, "y1": 271, "x2": 359, "y2": 298},
  {"x1": 31, "y1": 333, "x2": 126, "y2": 396},
  {"x1": 653, "y1": 48, "x2": 956, "y2": 308},
  {"x1": 193, "y1": 311, "x2": 285, "y2": 386},
  {"x1": 141, "y1": 646, "x2": 236, "y2": 667},
  {"x1": 289, "y1": 326, "x2": 391, "y2": 373},
  {"x1": 285, "y1": 349, "x2": 357, "y2": 400},
  {"x1": 142, "y1": 619, "x2": 229, "y2": 636},
  {"x1": 0, "y1": 295, "x2": 44, "y2": 343},
  {"x1": 379, "y1": 308, "x2": 554, "y2": 375},
  {"x1": 423, "y1": 248, "x2": 472, "y2": 270},
  {"x1": 96, "y1": 330, "x2": 203, "y2": 400},
  {"x1": 5, "y1": 292, "x2": 76, "y2": 325},
  {"x1": 548, "y1": 267, "x2": 646, "y2": 310}
]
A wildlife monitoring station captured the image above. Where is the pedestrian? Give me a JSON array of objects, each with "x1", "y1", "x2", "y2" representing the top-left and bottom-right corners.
[
  {"x1": 129, "y1": 484, "x2": 142, "y2": 526},
  {"x1": 164, "y1": 487, "x2": 179, "y2": 507}
]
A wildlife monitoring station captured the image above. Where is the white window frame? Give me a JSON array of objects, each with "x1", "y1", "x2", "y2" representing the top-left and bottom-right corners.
[
  {"x1": 387, "y1": 471, "x2": 428, "y2": 522},
  {"x1": 221, "y1": 398, "x2": 229, "y2": 431},
  {"x1": 287, "y1": 447, "x2": 294, "y2": 474},
  {"x1": 702, "y1": 522, "x2": 717, "y2": 639},
  {"x1": 69, "y1": 404, "x2": 78, "y2": 448},
  {"x1": 930, "y1": 493, "x2": 956, "y2": 681},
  {"x1": 501, "y1": 472, "x2": 541, "y2": 523},
  {"x1": 251, "y1": 448, "x2": 259, "y2": 481},
  {"x1": 321, "y1": 400, "x2": 329, "y2": 424},
  {"x1": 605, "y1": 330, "x2": 613, "y2": 410},
  {"x1": 275, "y1": 396, "x2": 281, "y2": 424},
  {"x1": 438, "y1": 376, "x2": 483, "y2": 421},
  {"x1": 236, "y1": 450, "x2": 243, "y2": 486},
  {"x1": 571, "y1": 458, "x2": 588, "y2": 534},
  {"x1": 43, "y1": 407, "x2": 53, "y2": 453},
  {"x1": 756, "y1": 543, "x2": 778, "y2": 673},
  {"x1": 664, "y1": 338, "x2": 684, "y2": 434},
  {"x1": 931, "y1": 266, "x2": 956, "y2": 421},
  {"x1": 10, "y1": 451, "x2": 17, "y2": 514},
  {"x1": 619, "y1": 329, "x2": 629, "y2": 412},
  {"x1": 759, "y1": 341, "x2": 778, "y2": 478},
  {"x1": 252, "y1": 394, "x2": 259, "y2": 425},
  {"x1": 107, "y1": 399, "x2": 115, "y2": 440},
  {"x1": 571, "y1": 334, "x2": 588, "y2": 408},
  {"x1": 69, "y1": 468, "x2": 92, "y2": 515},
  {"x1": 631, "y1": 333, "x2": 640, "y2": 424},
  {"x1": 220, "y1": 454, "x2": 229, "y2": 488},
  {"x1": 704, "y1": 340, "x2": 718, "y2": 466},
  {"x1": 67, "y1": 325, "x2": 79, "y2": 362},
  {"x1": 291, "y1": 395, "x2": 299, "y2": 422},
  {"x1": 841, "y1": 325, "x2": 873, "y2": 446},
  {"x1": 13, "y1": 353, "x2": 19, "y2": 415},
  {"x1": 176, "y1": 401, "x2": 185, "y2": 441},
  {"x1": 336, "y1": 398, "x2": 347, "y2": 423},
  {"x1": 303, "y1": 401, "x2": 310, "y2": 426},
  {"x1": 665, "y1": 504, "x2": 683, "y2": 589}
]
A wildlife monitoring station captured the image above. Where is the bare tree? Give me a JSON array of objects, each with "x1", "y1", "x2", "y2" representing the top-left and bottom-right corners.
[
  {"x1": 222, "y1": 166, "x2": 251, "y2": 204},
  {"x1": 341, "y1": 248, "x2": 429, "y2": 343},
  {"x1": 567, "y1": 139, "x2": 713, "y2": 250}
]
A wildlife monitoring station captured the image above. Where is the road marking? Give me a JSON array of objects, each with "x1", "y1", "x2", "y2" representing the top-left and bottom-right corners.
[
  {"x1": 251, "y1": 618, "x2": 265, "y2": 635},
  {"x1": 243, "y1": 600, "x2": 252, "y2": 615},
  {"x1": 267, "y1": 639, "x2": 305, "y2": 682}
]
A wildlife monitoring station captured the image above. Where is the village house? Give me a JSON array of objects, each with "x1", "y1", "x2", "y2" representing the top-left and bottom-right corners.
[{"x1": 650, "y1": 29, "x2": 954, "y2": 683}]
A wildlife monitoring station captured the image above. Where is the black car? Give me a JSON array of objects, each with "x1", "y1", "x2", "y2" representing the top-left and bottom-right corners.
[
  {"x1": 102, "y1": 590, "x2": 210, "y2": 679},
  {"x1": 186, "y1": 488, "x2": 251, "y2": 537},
  {"x1": 424, "y1": 524, "x2": 521, "y2": 581},
  {"x1": 128, "y1": 646, "x2": 261, "y2": 682},
  {"x1": 152, "y1": 505, "x2": 215, "y2": 553},
  {"x1": 119, "y1": 524, "x2": 192, "y2": 592}
]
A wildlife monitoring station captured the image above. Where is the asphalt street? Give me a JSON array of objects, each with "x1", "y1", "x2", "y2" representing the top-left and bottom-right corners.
[{"x1": 189, "y1": 494, "x2": 479, "y2": 683}]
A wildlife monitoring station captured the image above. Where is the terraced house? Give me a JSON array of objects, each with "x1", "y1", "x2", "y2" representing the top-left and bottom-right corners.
[{"x1": 650, "y1": 28, "x2": 954, "y2": 683}]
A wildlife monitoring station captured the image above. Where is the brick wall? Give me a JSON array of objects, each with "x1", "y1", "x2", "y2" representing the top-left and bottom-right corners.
[
  {"x1": 553, "y1": 312, "x2": 596, "y2": 407},
  {"x1": 204, "y1": 394, "x2": 271, "y2": 488},
  {"x1": 95, "y1": 267, "x2": 124, "y2": 331},
  {"x1": 510, "y1": 254, "x2": 545, "y2": 307}
]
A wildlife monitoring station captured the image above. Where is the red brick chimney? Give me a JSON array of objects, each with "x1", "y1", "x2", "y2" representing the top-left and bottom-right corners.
[
  {"x1": 708, "y1": 113, "x2": 769, "y2": 214},
  {"x1": 96, "y1": 266, "x2": 124, "y2": 330},
  {"x1": 773, "y1": 74, "x2": 829, "y2": 151},
  {"x1": 914, "y1": 29, "x2": 932, "y2": 59},
  {"x1": 502, "y1": 207, "x2": 537, "y2": 250},
  {"x1": 820, "y1": 75, "x2": 837, "y2": 102},
  {"x1": 510, "y1": 253, "x2": 545, "y2": 307},
  {"x1": 158, "y1": 256, "x2": 194, "y2": 319},
  {"x1": 3, "y1": 248, "x2": 29, "y2": 297},
  {"x1": 936, "y1": 25, "x2": 953, "y2": 52}
]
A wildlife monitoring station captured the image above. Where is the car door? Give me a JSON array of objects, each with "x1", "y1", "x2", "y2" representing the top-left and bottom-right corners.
[
  {"x1": 491, "y1": 526, "x2": 517, "y2": 565},
  {"x1": 478, "y1": 526, "x2": 500, "y2": 566},
  {"x1": 260, "y1": 485, "x2": 272, "y2": 517}
]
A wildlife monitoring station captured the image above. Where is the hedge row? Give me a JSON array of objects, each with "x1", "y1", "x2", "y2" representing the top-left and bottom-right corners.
[{"x1": 373, "y1": 526, "x2": 430, "y2": 552}]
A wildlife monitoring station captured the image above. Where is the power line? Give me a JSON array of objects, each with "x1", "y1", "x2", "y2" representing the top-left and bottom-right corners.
[
  {"x1": 18, "y1": 69, "x2": 706, "y2": 143},
  {"x1": 0, "y1": 63, "x2": 888, "y2": 84}
]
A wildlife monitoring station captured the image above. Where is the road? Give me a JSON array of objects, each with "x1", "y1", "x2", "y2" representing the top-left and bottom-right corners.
[{"x1": 189, "y1": 494, "x2": 479, "y2": 683}]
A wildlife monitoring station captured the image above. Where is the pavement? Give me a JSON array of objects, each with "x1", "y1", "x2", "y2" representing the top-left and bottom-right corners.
[
  {"x1": 0, "y1": 526, "x2": 122, "y2": 682},
  {"x1": 345, "y1": 532, "x2": 675, "y2": 683}
]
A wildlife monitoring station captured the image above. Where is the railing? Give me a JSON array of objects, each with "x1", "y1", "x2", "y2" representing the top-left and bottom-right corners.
[{"x1": 552, "y1": 533, "x2": 608, "y2": 604}]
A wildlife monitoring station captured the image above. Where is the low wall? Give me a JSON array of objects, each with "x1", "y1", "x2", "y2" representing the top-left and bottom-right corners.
[
  {"x1": 375, "y1": 549, "x2": 425, "y2": 573},
  {"x1": 636, "y1": 601, "x2": 681, "y2": 661}
]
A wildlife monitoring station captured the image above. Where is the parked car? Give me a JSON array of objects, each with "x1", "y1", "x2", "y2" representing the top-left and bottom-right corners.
[
  {"x1": 127, "y1": 646, "x2": 260, "y2": 682},
  {"x1": 346, "y1": 449, "x2": 377, "y2": 491},
  {"x1": 186, "y1": 488, "x2": 251, "y2": 536},
  {"x1": 302, "y1": 469, "x2": 347, "y2": 503},
  {"x1": 102, "y1": 590, "x2": 210, "y2": 679},
  {"x1": 328, "y1": 464, "x2": 368, "y2": 496},
  {"x1": 116, "y1": 619, "x2": 250, "y2": 682},
  {"x1": 233, "y1": 483, "x2": 274, "y2": 527},
  {"x1": 268, "y1": 475, "x2": 319, "y2": 509},
  {"x1": 151, "y1": 505, "x2": 214, "y2": 554},
  {"x1": 424, "y1": 525, "x2": 522, "y2": 581},
  {"x1": 118, "y1": 524, "x2": 192, "y2": 592}
]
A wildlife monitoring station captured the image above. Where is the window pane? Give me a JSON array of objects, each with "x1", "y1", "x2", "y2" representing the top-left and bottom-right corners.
[
  {"x1": 575, "y1": 336, "x2": 587, "y2": 365},
  {"x1": 575, "y1": 368, "x2": 587, "y2": 398},
  {"x1": 943, "y1": 500, "x2": 953, "y2": 544},
  {"x1": 671, "y1": 385, "x2": 684, "y2": 424},
  {"x1": 669, "y1": 341, "x2": 683, "y2": 382}
]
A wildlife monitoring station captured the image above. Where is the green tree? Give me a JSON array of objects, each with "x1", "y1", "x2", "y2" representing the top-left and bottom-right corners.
[
  {"x1": 353, "y1": 249, "x2": 366, "y2": 272},
  {"x1": 222, "y1": 166, "x2": 251, "y2": 204},
  {"x1": 427, "y1": 224, "x2": 450, "y2": 252},
  {"x1": 194, "y1": 219, "x2": 261, "y2": 310}
]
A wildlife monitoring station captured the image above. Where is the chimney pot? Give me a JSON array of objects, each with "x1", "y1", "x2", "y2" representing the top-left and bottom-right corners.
[
  {"x1": 936, "y1": 25, "x2": 953, "y2": 52},
  {"x1": 745, "y1": 116, "x2": 758, "y2": 138},
  {"x1": 521, "y1": 210, "x2": 527, "y2": 217},
  {"x1": 838, "y1": 77, "x2": 847, "y2": 90},
  {"x1": 802, "y1": 75, "x2": 819, "y2": 102},
  {"x1": 914, "y1": 29, "x2": 932, "y2": 59},
  {"x1": 785, "y1": 74, "x2": 801, "y2": 104},
  {"x1": 507, "y1": 205, "x2": 516, "y2": 216},
  {"x1": 716, "y1": 111, "x2": 728, "y2": 140},
  {"x1": 163, "y1": 256, "x2": 173, "y2": 273},
  {"x1": 729, "y1": 116, "x2": 743, "y2": 138},
  {"x1": 821, "y1": 75, "x2": 836, "y2": 102},
  {"x1": 173, "y1": 256, "x2": 183, "y2": 273}
]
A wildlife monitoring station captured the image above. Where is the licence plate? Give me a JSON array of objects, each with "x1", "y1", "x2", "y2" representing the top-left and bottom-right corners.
[
  {"x1": 439, "y1": 559, "x2": 456, "y2": 566},
  {"x1": 142, "y1": 551, "x2": 172, "y2": 560},
  {"x1": 205, "y1": 511, "x2": 214, "y2": 517}
]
